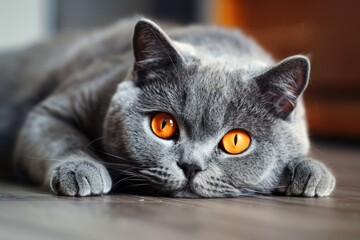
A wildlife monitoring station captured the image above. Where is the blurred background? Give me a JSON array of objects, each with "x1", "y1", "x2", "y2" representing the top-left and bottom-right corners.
[{"x1": 0, "y1": 0, "x2": 359, "y2": 142}]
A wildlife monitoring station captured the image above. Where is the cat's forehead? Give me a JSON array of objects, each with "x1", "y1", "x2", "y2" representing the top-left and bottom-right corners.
[
  {"x1": 176, "y1": 65, "x2": 260, "y2": 137},
  {"x1": 184, "y1": 63, "x2": 250, "y2": 101}
]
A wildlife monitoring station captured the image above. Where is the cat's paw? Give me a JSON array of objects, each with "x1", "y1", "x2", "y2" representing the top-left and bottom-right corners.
[
  {"x1": 286, "y1": 159, "x2": 335, "y2": 197},
  {"x1": 49, "y1": 159, "x2": 112, "y2": 196}
]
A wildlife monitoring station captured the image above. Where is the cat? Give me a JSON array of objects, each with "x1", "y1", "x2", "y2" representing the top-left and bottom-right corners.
[{"x1": 2, "y1": 17, "x2": 335, "y2": 198}]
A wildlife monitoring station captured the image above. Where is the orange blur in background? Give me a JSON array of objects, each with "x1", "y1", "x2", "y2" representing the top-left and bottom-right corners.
[{"x1": 212, "y1": 0, "x2": 360, "y2": 141}]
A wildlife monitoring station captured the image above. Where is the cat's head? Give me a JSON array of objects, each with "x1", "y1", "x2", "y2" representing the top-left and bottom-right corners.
[{"x1": 104, "y1": 19, "x2": 310, "y2": 197}]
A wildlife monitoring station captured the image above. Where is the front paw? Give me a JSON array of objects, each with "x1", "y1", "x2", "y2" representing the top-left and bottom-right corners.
[
  {"x1": 50, "y1": 159, "x2": 112, "y2": 196},
  {"x1": 287, "y1": 159, "x2": 336, "y2": 197}
]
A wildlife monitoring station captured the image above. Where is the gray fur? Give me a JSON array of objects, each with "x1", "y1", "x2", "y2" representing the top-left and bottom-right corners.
[{"x1": 6, "y1": 18, "x2": 335, "y2": 197}]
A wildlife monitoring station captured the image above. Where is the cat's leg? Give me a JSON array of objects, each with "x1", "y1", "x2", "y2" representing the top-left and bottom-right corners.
[
  {"x1": 281, "y1": 158, "x2": 336, "y2": 197},
  {"x1": 13, "y1": 108, "x2": 112, "y2": 197}
]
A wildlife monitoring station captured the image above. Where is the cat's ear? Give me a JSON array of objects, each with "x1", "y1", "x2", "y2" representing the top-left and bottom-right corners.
[
  {"x1": 132, "y1": 19, "x2": 183, "y2": 75},
  {"x1": 255, "y1": 55, "x2": 310, "y2": 119}
]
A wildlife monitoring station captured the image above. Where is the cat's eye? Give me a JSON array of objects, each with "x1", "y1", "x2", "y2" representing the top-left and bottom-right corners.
[
  {"x1": 220, "y1": 129, "x2": 251, "y2": 155},
  {"x1": 151, "y1": 113, "x2": 178, "y2": 139}
]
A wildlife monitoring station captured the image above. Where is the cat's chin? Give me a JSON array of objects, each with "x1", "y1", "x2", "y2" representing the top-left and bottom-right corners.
[
  {"x1": 171, "y1": 189, "x2": 200, "y2": 198},
  {"x1": 168, "y1": 182, "x2": 205, "y2": 198}
]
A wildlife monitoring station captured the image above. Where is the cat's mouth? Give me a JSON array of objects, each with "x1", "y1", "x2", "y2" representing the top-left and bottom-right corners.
[
  {"x1": 171, "y1": 179, "x2": 231, "y2": 198},
  {"x1": 171, "y1": 181, "x2": 202, "y2": 198}
]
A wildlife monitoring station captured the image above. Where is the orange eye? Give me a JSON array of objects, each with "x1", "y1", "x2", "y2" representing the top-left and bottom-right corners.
[
  {"x1": 221, "y1": 129, "x2": 251, "y2": 154},
  {"x1": 151, "y1": 113, "x2": 178, "y2": 139}
]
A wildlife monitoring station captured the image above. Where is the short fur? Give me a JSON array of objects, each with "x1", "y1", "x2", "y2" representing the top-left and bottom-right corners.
[{"x1": 1, "y1": 18, "x2": 335, "y2": 197}]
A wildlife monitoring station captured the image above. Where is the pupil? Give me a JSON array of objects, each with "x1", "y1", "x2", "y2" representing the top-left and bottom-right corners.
[
  {"x1": 234, "y1": 134, "x2": 238, "y2": 146},
  {"x1": 161, "y1": 117, "x2": 167, "y2": 129}
]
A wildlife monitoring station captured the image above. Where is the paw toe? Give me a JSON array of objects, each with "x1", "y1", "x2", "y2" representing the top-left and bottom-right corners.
[
  {"x1": 76, "y1": 163, "x2": 103, "y2": 195},
  {"x1": 287, "y1": 163, "x2": 310, "y2": 196},
  {"x1": 315, "y1": 174, "x2": 335, "y2": 197},
  {"x1": 75, "y1": 175, "x2": 91, "y2": 196},
  {"x1": 58, "y1": 171, "x2": 78, "y2": 196}
]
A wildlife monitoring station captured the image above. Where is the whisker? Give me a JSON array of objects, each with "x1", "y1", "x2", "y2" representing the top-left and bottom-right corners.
[
  {"x1": 126, "y1": 183, "x2": 153, "y2": 188},
  {"x1": 112, "y1": 175, "x2": 148, "y2": 188},
  {"x1": 98, "y1": 151, "x2": 139, "y2": 164},
  {"x1": 84, "y1": 136, "x2": 104, "y2": 149}
]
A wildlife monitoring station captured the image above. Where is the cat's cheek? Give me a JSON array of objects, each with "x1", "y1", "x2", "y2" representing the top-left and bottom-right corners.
[
  {"x1": 103, "y1": 82, "x2": 140, "y2": 151},
  {"x1": 227, "y1": 158, "x2": 276, "y2": 187}
]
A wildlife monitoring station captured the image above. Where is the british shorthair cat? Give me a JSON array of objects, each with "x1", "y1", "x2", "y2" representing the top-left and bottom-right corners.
[{"x1": 1, "y1": 18, "x2": 335, "y2": 197}]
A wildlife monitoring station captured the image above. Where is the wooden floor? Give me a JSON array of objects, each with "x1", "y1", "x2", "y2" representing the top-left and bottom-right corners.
[{"x1": 0, "y1": 141, "x2": 359, "y2": 240}]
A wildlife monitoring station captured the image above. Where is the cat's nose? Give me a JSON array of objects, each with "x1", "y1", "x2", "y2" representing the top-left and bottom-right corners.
[{"x1": 177, "y1": 162, "x2": 202, "y2": 180}]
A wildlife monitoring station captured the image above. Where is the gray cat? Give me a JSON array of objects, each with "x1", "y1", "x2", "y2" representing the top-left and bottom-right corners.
[{"x1": 3, "y1": 18, "x2": 335, "y2": 197}]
